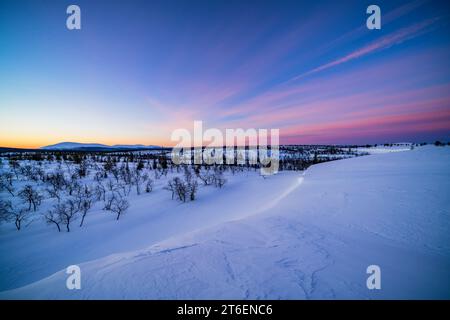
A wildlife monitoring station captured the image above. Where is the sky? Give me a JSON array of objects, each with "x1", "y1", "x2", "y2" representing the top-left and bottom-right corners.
[{"x1": 0, "y1": 0, "x2": 449, "y2": 148}]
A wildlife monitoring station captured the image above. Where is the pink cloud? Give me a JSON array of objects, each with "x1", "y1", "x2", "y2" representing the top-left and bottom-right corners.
[
  {"x1": 281, "y1": 108, "x2": 450, "y2": 142},
  {"x1": 289, "y1": 17, "x2": 441, "y2": 81}
]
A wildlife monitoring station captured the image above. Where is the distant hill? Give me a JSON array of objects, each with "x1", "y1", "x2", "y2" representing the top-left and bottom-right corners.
[{"x1": 41, "y1": 142, "x2": 161, "y2": 151}]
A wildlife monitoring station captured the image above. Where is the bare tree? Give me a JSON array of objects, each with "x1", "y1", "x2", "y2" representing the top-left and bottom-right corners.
[
  {"x1": 77, "y1": 186, "x2": 95, "y2": 227},
  {"x1": 0, "y1": 173, "x2": 15, "y2": 196},
  {"x1": 110, "y1": 167, "x2": 120, "y2": 183},
  {"x1": 188, "y1": 179, "x2": 198, "y2": 201},
  {"x1": 46, "y1": 184, "x2": 61, "y2": 202},
  {"x1": 213, "y1": 171, "x2": 227, "y2": 188},
  {"x1": 78, "y1": 159, "x2": 89, "y2": 177},
  {"x1": 103, "y1": 192, "x2": 116, "y2": 211},
  {"x1": 0, "y1": 200, "x2": 31, "y2": 231},
  {"x1": 48, "y1": 200, "x2": 79, "y2": 232},
  {"x1": 115, "y1": 181, "x2": 132, "y2": 197},
  {"x1": 166, "y1": 174, "x2": 198, "y2": 202},
  {"x1": 18, "y1": 185, "x2": 42, "y2": 211},
  {"x1": 45, "y1": 207, "x2": 63, "y2": 232},
  {"x1": 3, "y1": 171, "x2": 14, "y2": 185},
  {"x1": 184, "y1": 170, "x2": 198, "y2": 200},
  {"x1": 94, "y1": 169, "x2": 106, "y2": 183},
  {"x1": 164, "y1": 179, "x2": 176, "y2": 200},
  {"x1": 106, "y1": 179, "x2": 115, "y2": 191},
  {"x1": 94, "y1": 182, "x2": 106, "y2": 202},
  {"x1": 109, "y1": 195, "x2": 129, "y2": 220},
  {"x1": 10, "y1": 207, "x2": 31, "y2": 231},
  {"x1": 66, "y1": 178, "x2": 81, "y2": 196},
  {"x1": 154, "y1": 169, "x2": 162, "y2": 180},
  {"x1": 173, "y1": 177, "x2": 187, "y2": 202},
  {"x1": 9, "y1": 159, "x2": 20, "y2": 178},
  {"x1": 145, "y1": 179, "x2": 153, "y2": 193},
  {"x1": 0, "y1": 200, "x2": 10, "y2": 223},
  {"x1": 34, "y1": 166, "x2": 45, "y2": 182},
  {"x1": 132, "y1": 168, "x2": 143, "y2": 195},
  {"x1": 197, "y1": 171, "x2": 215, "y2": 186},
  {"x1": 63, "y1": 199, "x2": 80, "y2": 232},
  {"x1": 121, "y1": 164, "x2": 133, "y2": 187},
  {"x1": 46, "y1": 169, "x2": 67, "y2": 193},
  {"x1": 21, "y1": 165, "x2": 35, "y2": 181}
]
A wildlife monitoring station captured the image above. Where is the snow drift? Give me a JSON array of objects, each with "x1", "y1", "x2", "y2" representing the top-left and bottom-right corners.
[{"x1": 1, "y1": 146, "x2": 449, "y2": 299}]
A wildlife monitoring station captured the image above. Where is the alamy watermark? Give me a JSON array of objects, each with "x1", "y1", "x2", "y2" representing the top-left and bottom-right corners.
[
  {"x1": 65, "y1": 4, "x2": 379, "y2": 31},
  {"x1": 366, "y1": 264, "x2": 381, "y2": 290},
  {"x1": 170, "y1": 121, "x2": 279, "y2": 176},
  {"x1": 66, "y1": 265, "x2": 81, "y2": 290},
  {"x1": 367, "y1": 5, "x2": 381, "y2": 30},
  {"x1": 66, "y1": 5, "x2": 81, "y2": 30}
]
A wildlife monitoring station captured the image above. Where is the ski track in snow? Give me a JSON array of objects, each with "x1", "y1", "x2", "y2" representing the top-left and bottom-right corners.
[{"x1": 1, "y1": 146, "x2": 450, "y2": 299}]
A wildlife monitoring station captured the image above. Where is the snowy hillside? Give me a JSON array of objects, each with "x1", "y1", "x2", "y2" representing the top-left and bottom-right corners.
[
  {"x1": 356, "y1": 143, "x2": 413, "y2": 154},
  {"x1": 1, "y1": 146, "x2": 449, "y2": 299},
  {"x1": 41, "y1": 142, "x2": 159, "y2": 150}
]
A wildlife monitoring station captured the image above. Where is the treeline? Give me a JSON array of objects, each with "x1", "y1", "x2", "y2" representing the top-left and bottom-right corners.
[{"x1": 0, "y1": 143, "x2": 366, "y2": 172}]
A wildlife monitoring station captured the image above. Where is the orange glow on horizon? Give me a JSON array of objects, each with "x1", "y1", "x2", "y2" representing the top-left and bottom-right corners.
[{"x1": 0, "y1": 137, "x2": 174, "y2": 149}]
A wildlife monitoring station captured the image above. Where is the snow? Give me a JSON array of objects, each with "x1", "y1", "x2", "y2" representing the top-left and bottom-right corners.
[
  {"x1": 0, "y1": 168, "x2": 299, "y2": 292},
  {"x1": 41, "y1": 142, "x2": 159, "y2": 150},
  {"x1": 356, "y1": 143, "x2": 413, "y2": 154},
  {"x1": 1, "y1": 146, "x2": 449, "y2": 299},
  {"x1": 41, "y1": 142, "x2": 111, "y2": 150}
]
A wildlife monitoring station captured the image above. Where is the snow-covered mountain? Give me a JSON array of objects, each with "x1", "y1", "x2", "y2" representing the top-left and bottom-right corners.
[
  {"x1": 111, "y1": 144, "x2": 148, "y2": 149},
  {"x1": 41, "y1": 142, "x2": 160, "y2": 150}
]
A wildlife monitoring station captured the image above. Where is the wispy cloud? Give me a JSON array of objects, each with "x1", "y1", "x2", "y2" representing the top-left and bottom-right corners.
[
  {"x1": 316, "y1": 0, "x2": 429, "y2": 57},
  {"x1": 289, "y1": 17, "x2": 441, "y2": 82}
]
